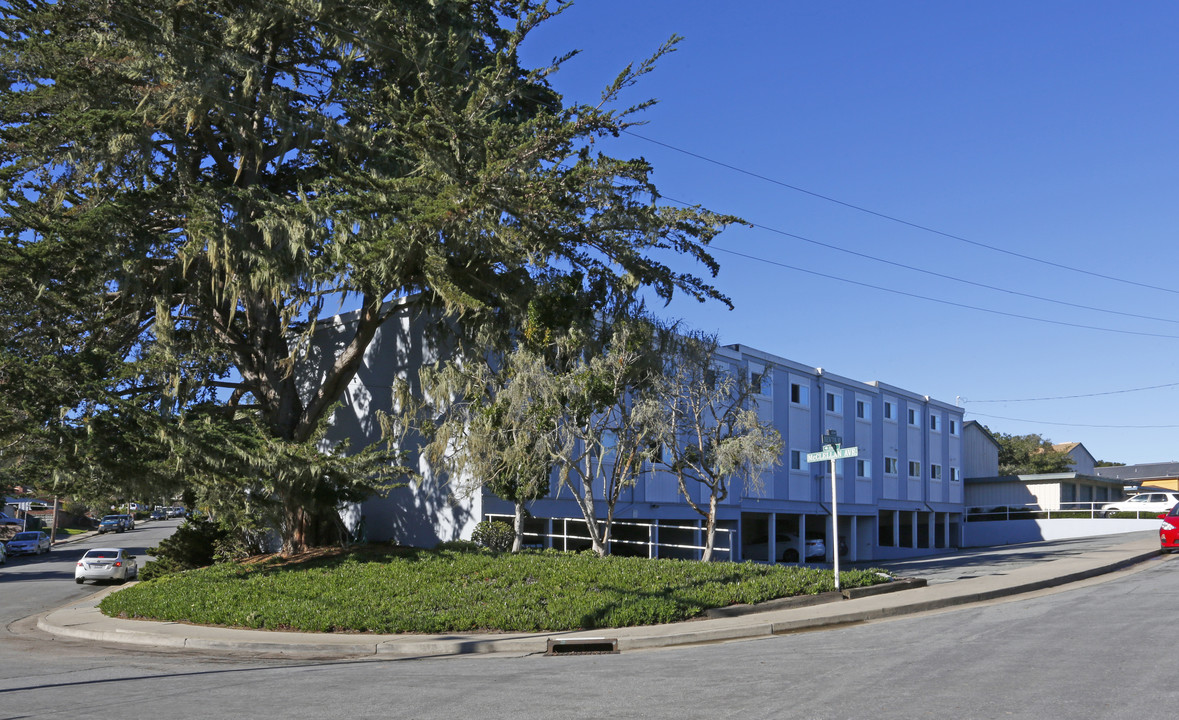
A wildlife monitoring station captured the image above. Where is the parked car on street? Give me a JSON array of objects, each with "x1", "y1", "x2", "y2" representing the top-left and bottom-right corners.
[
  {"x1": 1161, "y1": 505, "x2": 1179, "y2": 553},
  {"x1": 1101, "y1": 491, "x2": 1179, "y2": 518},
  {"x1": 149, "y1": 508, "x2": 167, "y2": 521},
  {"x1": 74, "y1": 548, "x2": 139, "y2": 584},
  {"x1": 167, "y1": 506, "x2": 186, "y2": 518},
  {"x1": 0, "y1": 541, "x2": 7, "y2": 565},
  {"x1": 6, "y1": 530, "x2": 50, "y2": 556},
  {"x1": 115, "y1": 514, "x2": 135, "y2": 530},
  {"x1": 97, "y1": 515, "x2": 126, "y2": 534}
]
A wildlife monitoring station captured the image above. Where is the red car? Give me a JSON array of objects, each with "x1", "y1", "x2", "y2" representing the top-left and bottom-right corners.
[{"x1": 1159, "y1": 505, "x2": 1179, "y2": 552}]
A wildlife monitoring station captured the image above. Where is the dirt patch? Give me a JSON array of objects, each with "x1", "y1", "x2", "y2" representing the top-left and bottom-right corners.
[{"x1": 240, "y1": 543, "x2": 401, "y2": 568}]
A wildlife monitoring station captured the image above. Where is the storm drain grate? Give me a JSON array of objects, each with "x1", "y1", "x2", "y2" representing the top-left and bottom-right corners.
[{"x1": 546, "y1": 637, "x2": 619, "y2": 656}]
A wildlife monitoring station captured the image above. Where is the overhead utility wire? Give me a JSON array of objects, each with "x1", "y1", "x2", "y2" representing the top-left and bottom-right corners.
[
  {"x1": 628, "y1": 131, "x2": 1179, "y2": 297},
  {"x1": 964, "y1": 411, "x2": 1179, "y2": 429},
  {"x1": 658, "y1": 196, "x2": 1179, "y2": 326},
  {"x1": 712, "y1": 245, "x2": 1179, "y2": 340},
  {"x1": 968, "y1": 381, "x2": 1179, "y2": 403}
]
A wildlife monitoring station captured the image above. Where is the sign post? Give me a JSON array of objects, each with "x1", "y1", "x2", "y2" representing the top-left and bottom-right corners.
[{"x1": 807, "y1": 430, "x2": 858, "y2": 590}]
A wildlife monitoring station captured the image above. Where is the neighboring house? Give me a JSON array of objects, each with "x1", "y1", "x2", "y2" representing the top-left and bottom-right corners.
[
  {"x1": 962, "y1": 420, "x2": 999, "y2": 478},
  {"x1": 1093, "y1": 462, "x2": 1179, "y2": 493},
  {"x1": 320, "y1": 308, "x2": 967, "y2": 562},
  {"x1": 964, "y1": 472, "x2": 1123, "y2": 512}
]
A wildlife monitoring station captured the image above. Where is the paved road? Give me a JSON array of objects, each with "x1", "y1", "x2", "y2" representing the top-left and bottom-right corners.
[{"x1": 1, "y1": 537, "x2": 1173, "y2": 719}]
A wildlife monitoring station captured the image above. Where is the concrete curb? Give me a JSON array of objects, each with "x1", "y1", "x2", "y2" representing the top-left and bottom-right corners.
[{"x1": 36, "y1": 542, "x2": 1163, "y2": 659}]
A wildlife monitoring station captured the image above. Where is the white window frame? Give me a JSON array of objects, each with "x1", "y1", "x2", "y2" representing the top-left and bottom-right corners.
[
  {"x1": 950, "y1": 467, "x2": 961, "y2": 482},
  {"x1": 929, "y1": 414, "x2": 940, "y2": 432},
  {"x1": 856, "y1": 399, "x2": 870, "y2": 420},
  {"x1": 884, "y1": 457, "x2": 898, "y2": 475},
  {"x1": 931, "y1": 464, "x2": 942, "y2": 480},
  {"x1": 908, "y1": 407, "x2": 919, "y2": 426},
  {"x1": 856, "y1": 459, "x2": 871, "y2": 478},
  {"x1": 908, "y1": 460, "x2": 921, "y2": 478},
  {"x1": 790, "y1": 383, "x2": 809, "y2": 407},
  {"x1": 884, "y1": 401, "x2": 895, "y2": 422},
  {"x1": 949, "y1": 418, "x2": 960, "y2": 436}
]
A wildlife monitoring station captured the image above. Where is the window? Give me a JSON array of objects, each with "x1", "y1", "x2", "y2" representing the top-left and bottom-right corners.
[
  {"x1": 908, "y1": 408, "x2": 919, "y2": 426},
  {"x1": 884, "y1": 401, "x2": 895, "y2": 421},
  {"x1": 791, "y1": 383, "x2": 808, "y2": 406},
  {"x1": 929, "y1": 414, "x2": 940, "y2": 432},
  {"x1": 885, "y1": 457, "x2": 898, "y2": 475},
  {"x1": 750, "y1": 366, "x2": 771, "y2": 396},
  {"x1": 856, "y1": 399, "x2": 870, "y2": 420},
  {"x1": 931, "y1": 464, "x2": 942, "y2": 480},
  {"x1": 908, "y1": 460, "x2": 921, "y2": 478},
  {"x1": 950, "y1": 418, "x2": 959, "y2": 436},
  {"x1": 950, "y1": 467, "x2": 961, "y2": 482},
  {"x1": 856, "y1": 459, "x2": 871, "y2": 478},
  {"x1": 790, "y1": 449, "x2": 808, "y2": 471},
  {"x1": 826, "y1": 392, "x2": 842, "y2": 414}
]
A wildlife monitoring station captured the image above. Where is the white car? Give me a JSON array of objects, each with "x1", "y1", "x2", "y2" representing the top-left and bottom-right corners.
[
  {"x1": 744, "y1": 532, "x2": 827, "y2": 563},
  {"x1": 1101, "y1": 491, "x2": 1179, "y2": 518},
  {"x1": 6, "y1": 531, "x2": 50, "y2": 556},
  {"x1": 74, "y1": 548, "x2": 139, "y2": 584}
]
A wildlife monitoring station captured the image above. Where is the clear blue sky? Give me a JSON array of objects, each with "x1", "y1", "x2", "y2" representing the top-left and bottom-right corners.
[{"x1": 517, "y1": 1, "x2": 1179, "y2": 465}]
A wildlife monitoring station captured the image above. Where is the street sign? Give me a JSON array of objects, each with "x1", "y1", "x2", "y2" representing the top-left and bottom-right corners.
[{"x1": 806, "y1": 446, "x2": 859, "y2": 463}]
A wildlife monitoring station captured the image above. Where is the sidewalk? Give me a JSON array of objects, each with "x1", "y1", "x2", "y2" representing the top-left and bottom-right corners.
[{"x1": 37, "y1": 532, "x2": 1163, "y2": 659}]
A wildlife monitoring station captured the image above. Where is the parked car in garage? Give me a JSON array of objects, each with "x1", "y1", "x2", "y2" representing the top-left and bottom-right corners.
[
  {"x1": 74, "y1": 548, "x2": 139, "y2": 584},
  {"x1": 745, "y1": 532, "x2": 827, "y2": 563},
  {"x1": 1101, "y1": 492, "x2": 1179, "y2": 518},
  {"x1": 6, "y1": 530, "x2": 50, "y2": 556}
]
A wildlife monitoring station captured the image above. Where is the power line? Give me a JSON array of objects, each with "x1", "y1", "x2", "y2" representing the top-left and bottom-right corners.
[
  {"x1": 965, "y1": 411, "x2": 1179, "y2": 429},
  {"x1": 658, "y1": 195, "x2": 1179, "y2": 327},
  {"x1": 967, "y1": 382, "x2": 1179, "y2": 403},
  {"x1": 710, "y1": 245, "x2": 1179, "y2": 340},
  {"x1": 629, "y1": 130, "x2": 1179, "y2": 297}
]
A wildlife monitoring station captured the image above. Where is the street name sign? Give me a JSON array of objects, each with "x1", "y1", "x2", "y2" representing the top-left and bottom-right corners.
[{"x1": 806, "y1": 446, "x2": 859, "y2": 463}]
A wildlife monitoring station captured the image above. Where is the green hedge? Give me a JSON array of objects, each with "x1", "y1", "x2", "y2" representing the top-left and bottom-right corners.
[{"x1": 99, "y1": 546, "x2": 892, "y2": 633}]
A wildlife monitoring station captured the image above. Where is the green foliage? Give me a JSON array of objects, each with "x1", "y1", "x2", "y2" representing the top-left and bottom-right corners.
[
  {"x1": 139, "y1": 519, "x2": 227, "y2": 581},
  {"x1": 985, "y1": 427, "x2": 1074, "y2": 475},
  {"x1": 1, "y1": 0, "x2": 737, "y2": 553},
  {"x1": 471, "y1": 520, "x2": 515, "y2": 551},
  {"x1": 101, "y1": 547, "x2": 892, "y2": 633}
]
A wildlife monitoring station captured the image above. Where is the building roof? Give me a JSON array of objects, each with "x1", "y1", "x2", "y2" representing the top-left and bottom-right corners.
[
  {"x1": 964, "y1": 472, "x2": 1123, "y2": 488},
  {"x1": 1052, "y1": 442, "x2": 1080, "y2": 453},
  {"x1": 1092, "y1": 462, "x2": 1179, "y2": 481},
  {"x1": 963, "y1": 420, "x2": 1000, "y2": 448}
]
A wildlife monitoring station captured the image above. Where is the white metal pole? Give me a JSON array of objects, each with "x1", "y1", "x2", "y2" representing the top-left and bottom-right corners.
[{"x1": 830, "y1": 457, "x2": 840, "y2": 591}]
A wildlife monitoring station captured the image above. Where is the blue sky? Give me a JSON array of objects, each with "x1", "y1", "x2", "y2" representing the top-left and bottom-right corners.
[{"x1": 517, "y1": 1, "x2": 1179, "y2": 465}]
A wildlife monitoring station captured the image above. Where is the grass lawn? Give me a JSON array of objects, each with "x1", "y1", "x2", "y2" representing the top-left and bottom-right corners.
[{"x1": 98, "y1": 544, "x2": 893, "y2": 634}]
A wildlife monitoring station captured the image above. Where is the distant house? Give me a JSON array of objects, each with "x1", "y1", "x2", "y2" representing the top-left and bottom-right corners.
[
  {"x1": 1093, "y1": 462, "x2": 1179, "y2": 493},
  {"x1": 1051, "y1": 442, "x2": 1096, "y2": 475}
]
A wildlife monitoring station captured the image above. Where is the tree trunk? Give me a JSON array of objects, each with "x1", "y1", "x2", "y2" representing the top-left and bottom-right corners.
[
  {"x1": 700, "y1": 493, "x2": 719, "y2": 562},
  {"x1": 512, "y1": 499, "x2": 525, "y2": 553}
]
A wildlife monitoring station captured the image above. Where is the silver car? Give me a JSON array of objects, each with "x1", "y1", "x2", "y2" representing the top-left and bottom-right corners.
[
  {"x1": 6, "y1": 531, "x2": 50, "y2": 556},
  {"x1": 74, "y1": 548, "x2": 139, "y2": 584}
]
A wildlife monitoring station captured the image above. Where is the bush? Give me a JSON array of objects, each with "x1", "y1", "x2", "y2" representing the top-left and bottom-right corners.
[
  {"x1": 140, "y1": 518, "x2": 227, "y2": 581},
  {"x1": 471, "y1": 520, "x2": 514, "y2": 551}
]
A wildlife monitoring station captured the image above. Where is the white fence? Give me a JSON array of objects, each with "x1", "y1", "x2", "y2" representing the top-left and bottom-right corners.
[{"x1": 484, "y1": 514, "x2": 735, "y2": 560}]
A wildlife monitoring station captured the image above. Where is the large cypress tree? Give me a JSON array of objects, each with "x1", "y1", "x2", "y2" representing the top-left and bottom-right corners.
[{"x1": 0, "y1": 1, "x2": 734, "y2": 552}]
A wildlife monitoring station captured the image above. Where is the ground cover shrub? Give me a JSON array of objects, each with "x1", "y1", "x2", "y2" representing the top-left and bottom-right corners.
[{"x1": 100, "y1": 545, "x2": 892, "y2": 633}]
